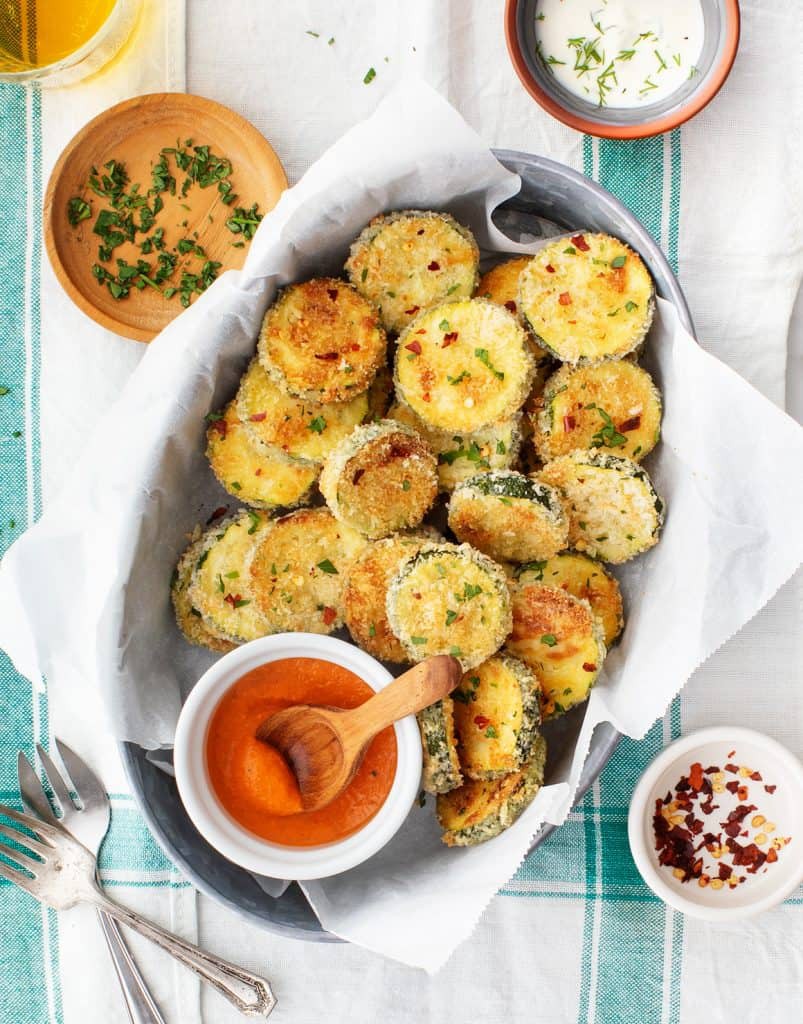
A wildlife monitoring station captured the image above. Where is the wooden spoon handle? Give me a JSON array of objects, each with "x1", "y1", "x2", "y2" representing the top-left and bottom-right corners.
[{"x1": 345, "y1": 656, "x2": 463, "y2": 742}]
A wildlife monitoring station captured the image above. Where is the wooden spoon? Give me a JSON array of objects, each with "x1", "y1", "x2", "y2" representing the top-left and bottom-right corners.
[{"x1": 255, "y1": 655, "x2": 462, "y2": 812}]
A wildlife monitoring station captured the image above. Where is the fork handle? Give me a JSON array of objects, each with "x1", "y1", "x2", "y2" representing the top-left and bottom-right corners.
[
  {"x1": 98, "y1": 908, "x2": 167, "y2": 1024},
  {"x1": 89, "y1": 889, "x2": 276, "y2": 1018}
]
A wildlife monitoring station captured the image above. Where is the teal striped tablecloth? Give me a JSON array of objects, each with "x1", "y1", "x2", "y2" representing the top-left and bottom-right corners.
[{"x1": 0, "y1": 78, "x2": 688, "y2": 1022}]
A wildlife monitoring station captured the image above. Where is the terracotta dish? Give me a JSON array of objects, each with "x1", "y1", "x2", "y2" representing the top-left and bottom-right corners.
[{"x1": 505, "y1": 0, "x2": 740, "y2": 139}]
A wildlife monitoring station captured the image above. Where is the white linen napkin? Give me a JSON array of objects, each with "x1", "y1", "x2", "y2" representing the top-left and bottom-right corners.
[{"x1": 2, "y1": 78, "x2": 802, "y2": 971}]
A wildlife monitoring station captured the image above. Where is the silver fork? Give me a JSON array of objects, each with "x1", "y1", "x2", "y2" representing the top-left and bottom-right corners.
[
  {"x1": 0, "y1": 804, "x2": 277, "y2": 1018},
  {"x1": 18, "y1": 741, "x2": 166, "y2": 1024}
]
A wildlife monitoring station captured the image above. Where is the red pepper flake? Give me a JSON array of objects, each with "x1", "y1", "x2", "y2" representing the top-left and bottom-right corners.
[
  {"x1": 545, "y1": 264, "x2": 556, "y2": 274},
  {"x1": 322, "y1": 606, "x2": 337, "y2": 626},
  {"x1": 765, "y1": 784, "x2": 777, "y2": 794},
  {"x1": 563, "y1": 414, "x2": 576, "y2": 432},
  {"x1": 208, "y1": 506, "x2": 227, "y2": 523},
  {"x1": 209, "y1": 417, "x2": 227, "y2": 438},
  {"x1": 353, "y1": 468, "x2": 365, "y2": 485},
  {"x1": 725, "y1": 763, "x2": 739, "y2": 773},
  {"x1": 405, "y1": 340, "x2": 422, "y2": 355},
  {"x1": 582, "y1": 662, "x2": 596, "y2": 672},
  {"x1": 417, "y1": 228, "x2": 425, "y2": 235},
  {"x1": 558, "y1": 292, "x2": 572, "y2": 306},
  {"x1": 718, "y1": 863, "x2": 733, "y2": 881},
  {"x1": 727, "y1": 749, "x2": 736, "y2": 758},
  {"x1": 504, "y1": 300, "x2": 517, "y2": 314},
  {"x1": 314, "y1": 351, "x2": 339, "y2": 361},
  {"x1": 415, "y1": 328, "x2": 427, "y2": 335},
  {"x1": 618, "y1": 414, "x2": 642, "y2": 432},
  {"x1": 473, "y1": 715, "x2": 491, "y2": 729},
  {"x1": 249, "y1": 412, "x2": 267, "y2": 422},
  {"x1": 404, "y1": 305, "x2": 420, "y2": 316},
  {"x1": 427, "y1": 260, "x2": 440, "y2": 271},
  {"x1": 725, "y1": 781, "x2": 740, "y2": 794},
  {"x1": 766, "y1": 847, "x2": 778, "y2": 863},
  {"x1": 750, "y1": 771, "x2": 763, "y2": 781},
  {"x1": 350, "y1": 342, "x2": 362, "y2": 352},
  {"x1": 571, "y1": 234, "x2": 590, "y2": 252},
  {"x1": 689, "y1": 762, "x2": 704, "y2": 792},
  {"x1": 422, "y1": 392, "x2": 431, "y2": 403},
  {"x1": 255, "y1": 468, "x2": 262, "y2": 476},
  {"x1": 737, "y1": 785, "x2": 749, "y2": 801},
  {"x1": 327, "y1": 288, "x2": 339, "y2": 301},
  {"x1": 441, "y1": 331, "x2": 458, "y2": 347},
  {"x1": 223, "y1": 593, "x2": 242, "y2": 608}
]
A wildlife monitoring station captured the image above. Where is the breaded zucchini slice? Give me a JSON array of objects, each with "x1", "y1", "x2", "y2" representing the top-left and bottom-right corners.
[
  {"x1": 386, "y1": 542, "x2": 512, "y2": 670},
  {"x1": 388, "y1": 402, "x2": 522, "y2": 493},
  {"x1": 518, "y1": 233, "x2": 655, "y2": 363},
  {"x1": 257, "y1": 277, "x2": 386, "y2": 403},
  {"x1": 172, "y1": 535, "x2": 236, "y2": 653},
  {"x1": 236, "y1": 358, "x2": 369, "y2": 465},
  {"x1": 394, "y1": 299, "x2": 535, "y2": 433},
  {"x1": 247, "y1": 507, "x2": 367, "y2": 634},
  {"x1": 452, "y1": 654, "x2": 540, "y2": 780},
  {"x1": 206, "y1": 403, "x2": 317, "y2": 509},
  {"x1": 506, "y1": 582, "x2": 606, "y2": 719},
  {"x1": 532, "y1": 361, "x2": 661, "y2": 463},
  {"x1": 188, "y1": 511, "x2": 274, "y2": 644},
  {"x1": 418, "y1": 697, "x2": 463, "y2": 795},
  {"x1": 478, "y1": 256, "x2": 533, "y2": 316},
  {"x1": 319, "y1": 420, "x2": 438, "y2": 538},
  {"x1": 538, "y1": 451, "x2": 664, "y2": 564},
  {"x1": 438, "y1": 733, "x2": 547, "y2": 846},
  {"x1": 342, "y1": 529, "x2": 440, "y2": 663},
  {"x1": 512, "y1": 552, "x2": 624, "y2": 648},
  {"x1": 345, "y1": 210, "x2": 479, "y2": 334},
  {"x1": 447, "y1": 470, "x2": 568, "y2": 563}
]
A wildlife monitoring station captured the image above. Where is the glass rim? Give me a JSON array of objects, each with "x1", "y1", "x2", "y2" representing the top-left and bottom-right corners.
[{"x1": 0, "y1": 0, "x2": 125, "y2": 83}]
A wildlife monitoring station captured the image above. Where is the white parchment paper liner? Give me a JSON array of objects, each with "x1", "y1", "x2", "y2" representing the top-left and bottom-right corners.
[{"x1": 1, "y1": 80, "x2": 802, "y2": 971}]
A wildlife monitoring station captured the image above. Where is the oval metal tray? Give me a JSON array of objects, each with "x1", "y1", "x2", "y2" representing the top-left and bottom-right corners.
[{"x1": 120, "y1": 149, "x2": 695, "y2": 942}]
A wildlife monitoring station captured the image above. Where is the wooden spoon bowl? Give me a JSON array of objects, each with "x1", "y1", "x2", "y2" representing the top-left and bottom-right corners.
[
  {"x1": 44, "y1": 92, "x2": 288, "y2": 342},
  {"x1": 256, "y1": 656, "x2": 462, "y2": 812}
]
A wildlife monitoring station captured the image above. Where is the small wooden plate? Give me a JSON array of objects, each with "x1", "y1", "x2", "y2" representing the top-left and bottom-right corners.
[{"x1": 44, "y1": 93, "x2": 288, "y2": 343}]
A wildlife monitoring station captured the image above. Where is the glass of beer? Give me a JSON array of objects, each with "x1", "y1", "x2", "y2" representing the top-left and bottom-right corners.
[{"x1": 0, "y1": 0, "x2": 140, "y2": 85}]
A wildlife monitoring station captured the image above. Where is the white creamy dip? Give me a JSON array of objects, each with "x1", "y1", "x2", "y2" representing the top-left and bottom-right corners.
[{"x1": 534, "y1": 0, "x2": 705, "y2": 108}]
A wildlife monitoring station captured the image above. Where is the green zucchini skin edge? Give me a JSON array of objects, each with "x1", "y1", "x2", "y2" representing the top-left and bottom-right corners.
[
  {"x1": 417, "y1": 697, "x2": 463, "y2": 794},
  {"x1": 441, "y1": 733, "x2": 547, "y2": 846}
]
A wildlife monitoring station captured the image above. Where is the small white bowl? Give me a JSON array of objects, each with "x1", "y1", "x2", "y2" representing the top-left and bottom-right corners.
[
  {"x1": 629, "y1": 727, "x2": 803, "y2": 920},
  {"x1": 174, "y1": 633, "x2": 422, "y2": 880}
]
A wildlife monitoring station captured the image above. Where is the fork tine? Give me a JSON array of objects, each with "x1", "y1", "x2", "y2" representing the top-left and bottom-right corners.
[
  {"x1": 0, "y1": 856, "x2": 40, "y2": 896},
  {"x1": 0, "y1": 824, "x2": 45, "y2": 865},
  {"x1": 0, "y1": 804, "x2": 59, "y2": 844},
  {"x1": 17, "y1": 752, "x2": 59, "y2": 825},
  {"x1": 36, "y1": 744, "x2": 72, "y2": 813},
  {"x1": 54, "y1": 739, "x2": 108, "y2": 812}
]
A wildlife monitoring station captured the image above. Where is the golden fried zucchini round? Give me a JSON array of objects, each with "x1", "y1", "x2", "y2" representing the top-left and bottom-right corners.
[
  {"x1": 518, "y1": 233, "x2": 655, "y2": 363},
  {"x1": 386, "y1": 542, "x2": 512, "y2": 669},
  {"x1": 447, "y1": 470, "x2": 568, "y2": 563},
  {"x1": 532, "y1": 361, "x2": 661, "y2": 463},
  {"x1": 257, "y1": 277, "x2": 386, "y2": 402},
  {"x1": 438, "y1": 733, "x2": 547, "y2": 846},
  {"x1": 394, "y1": 299, "x2": 535, "y2": 433},
  {"x1": 206, "y1": 403, "x2": 317, "y2": 509},
  {"x1": 236, "y1": 358, "x2": 369, "y2": 465},
  {"x1": 342, "y1": 529, "x2": 441, "y2": 663},
  {"x1": 172, "y1": 535, "x2": 237, "y2": 653},
  {"x1": 512, "y1": 552, "x2": 624, "y2": 648},
  {"x1": 478, "y1": 256, "x2": 533, "y2": 316},
  {"x1": 418, "y1": 697, "x2": 463, "y2": 794},
  {"x1": 188, "y1": 511, "x2": 274, "y2": 644},
  {"x1": 387, "y1": 402, "x2": 522, "y2": 493},
  {"x1": 247, "y1": 507, "x2": 367, "y2": 634},
  {"x1": 452, "y1": 654, "x2": 541, "y2": 780},
  {"x1": 538, "y1": 451, "x2": 664, "y2": 564},
  {"x1": 319, "y1": 420, "x2": 438, "y2": 538},
  {"x1": 506, "y1": 582, "x2": 606, "y2": 719},
  {"x1": 345, "y1": 210, "x2": 479, "y2": 334}
]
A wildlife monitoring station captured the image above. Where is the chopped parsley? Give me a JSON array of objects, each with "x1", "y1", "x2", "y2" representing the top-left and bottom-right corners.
[
  {"x1": 308, "y1": 416, "x2": 327, "y2": 434},
  {"x1": 317, "y1": 559, "x2": 338, "y2": 575},
  {"x1": 540, "y1": 634, "x2": 558, "y2": 647},
  {"x1": 474, "y1": 347, "x2": 504, "y2": 380},
  {"x1": 589, "y1": 405, "x2": 627, "y2": 449},
  {"x1": 364, "y1": 67, "x2": 376, "y2": 84},
  {"x1": 411, "y1": 636, "x2": 428, "y2": 645}
]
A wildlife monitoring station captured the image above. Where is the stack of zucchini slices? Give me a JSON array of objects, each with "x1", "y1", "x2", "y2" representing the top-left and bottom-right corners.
[{"x1": 171, "y1": 212, "x2": 667, "y2": 850}]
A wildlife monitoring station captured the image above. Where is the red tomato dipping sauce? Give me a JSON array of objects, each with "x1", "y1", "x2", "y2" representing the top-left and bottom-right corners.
[{"x1": 206, "y1": 657, "x2": 397, "y2": 846}]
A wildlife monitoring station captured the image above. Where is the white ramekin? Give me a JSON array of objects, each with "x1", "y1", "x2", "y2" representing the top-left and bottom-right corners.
[
  {"x1": 628, "y1": 727, "x2": 803, "y2": 921},
  {"x1": 174, "y1": 633, "x2": 422, "y2": 880}
]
